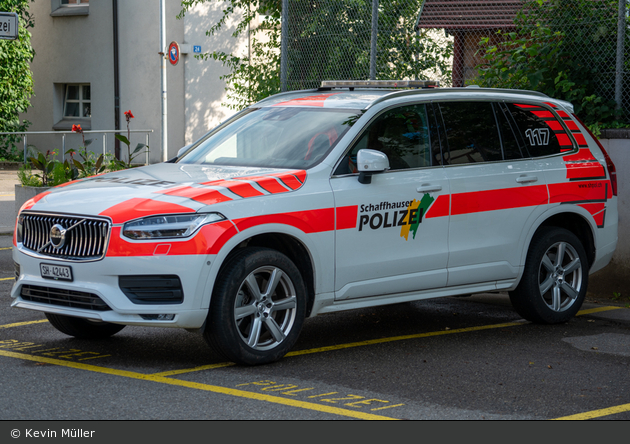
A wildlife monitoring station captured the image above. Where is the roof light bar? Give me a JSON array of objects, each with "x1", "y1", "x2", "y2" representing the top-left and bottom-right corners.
[{"x1": 321, "y1": 80, "x2": 439, "y2": 89}]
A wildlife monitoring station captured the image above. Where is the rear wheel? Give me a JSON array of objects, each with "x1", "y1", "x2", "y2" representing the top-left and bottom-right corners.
[
  {"x1": 204, "y1": 247, "x2": 307, "y2": 365},
  {"x1": 509, "y1": 227, "x2": 588, "y2": 324},
  {"x1": 45, "y1": 313, "x2": 125, "y2": 339}
]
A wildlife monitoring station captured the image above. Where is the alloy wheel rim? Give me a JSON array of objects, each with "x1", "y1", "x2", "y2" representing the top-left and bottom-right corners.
[
  {"x1": 537, "y1": 241, "x2": 582, "y2": 312},
  {"x1": 233, "y1": 266, "x2": 297, "y2": 351}
]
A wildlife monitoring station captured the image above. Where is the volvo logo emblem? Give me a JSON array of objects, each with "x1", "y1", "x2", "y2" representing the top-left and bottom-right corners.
[{"x1": 49, "y1": 224, "x2": 67, "y2": 249}]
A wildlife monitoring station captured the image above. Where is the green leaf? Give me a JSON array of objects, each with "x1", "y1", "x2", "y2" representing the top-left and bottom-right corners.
[{"x1": 115, "y1": 134, "x2": 130, "y2": 146}]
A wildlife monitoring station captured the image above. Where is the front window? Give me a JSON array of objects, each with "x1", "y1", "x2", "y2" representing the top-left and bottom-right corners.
[{"x1": 179, "y1": 107, "x2": 360, "y2": 169}]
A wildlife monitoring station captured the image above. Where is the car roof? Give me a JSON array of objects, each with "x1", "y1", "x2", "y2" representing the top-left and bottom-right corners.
[{"x1": 253, "y1": 84, "x2": 574, "y2": 113}]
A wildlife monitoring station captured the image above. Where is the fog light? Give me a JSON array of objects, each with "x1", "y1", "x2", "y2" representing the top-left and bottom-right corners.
[
  {"x1": 14, "y1": 262, "x2": 20, "y2": 281},
  {"x1": 140, "y1": 314, "x2": 176, "y2": 321}
]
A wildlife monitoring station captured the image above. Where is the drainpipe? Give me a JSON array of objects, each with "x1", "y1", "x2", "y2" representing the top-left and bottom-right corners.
[{"x1": 113, "y1": 0, "x2": 120, "y2": 159}]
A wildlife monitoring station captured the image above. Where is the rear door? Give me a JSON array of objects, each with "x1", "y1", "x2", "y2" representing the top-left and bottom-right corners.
[{"x1": 436, "y1": 100, "x2": 551, "y2": 287}]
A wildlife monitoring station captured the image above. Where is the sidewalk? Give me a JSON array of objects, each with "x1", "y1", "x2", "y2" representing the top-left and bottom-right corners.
[{"x1": 0, "y1": 170, "x2": 20, "y2": 235}]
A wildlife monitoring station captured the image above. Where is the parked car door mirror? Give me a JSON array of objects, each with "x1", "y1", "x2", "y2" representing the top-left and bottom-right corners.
[{"x1": 357, "y1": 149, "x2": 390, "y2": 184}]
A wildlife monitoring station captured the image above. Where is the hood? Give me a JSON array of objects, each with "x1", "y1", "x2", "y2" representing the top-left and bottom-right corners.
[{"x1": 24, "y1": 163, "x2": 307, "y2": 224}]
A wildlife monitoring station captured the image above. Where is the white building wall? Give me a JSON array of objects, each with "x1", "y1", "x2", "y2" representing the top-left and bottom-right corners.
[{"x1": 21, "y1": 0, "x2": 244, "y2": 164}]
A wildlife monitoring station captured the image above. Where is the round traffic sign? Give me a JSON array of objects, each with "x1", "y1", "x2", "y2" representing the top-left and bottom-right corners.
[{"x1": 168, "y1": 41, "x2": 180, "y2": 66}]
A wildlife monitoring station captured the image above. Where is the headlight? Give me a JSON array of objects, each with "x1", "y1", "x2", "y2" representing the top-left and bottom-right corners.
[
  {"x1": 16, "y1": 215, "x2": 24, "y2": 243},
  {"x1": 122, "y1": 213, "x2": 226, "y2": 240}
]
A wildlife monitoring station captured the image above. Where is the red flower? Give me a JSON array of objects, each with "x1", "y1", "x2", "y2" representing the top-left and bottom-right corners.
[
  {"x1": 72, "y1": 124, "x2": 83, "y2": 133},
  {"x1": 124, "y1": 110, "x2": 134, "y2": 121}
]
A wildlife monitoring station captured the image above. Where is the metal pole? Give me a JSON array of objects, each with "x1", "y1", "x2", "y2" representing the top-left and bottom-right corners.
[
  {"x1": 103, "y1": 133, "x2": 107, "y2": 157},
  {"x1": 280, "y1": 0, "x2": 288, "y2": 92},
  {"x1": 615, "y1": 0, "x2": 627, "y2": 112},
  {"x1": 146, "y1": 133, "x2": 150, "y2": 165},
  {"x1": 160, "y1": 0, "x2": 168, "y2": 162},
  {"x1": 23, "y1": 135, "x2": 27, "y2": 164},
  {"x1": 370, "y1": 0, "x2": 379, "y2": 80}
]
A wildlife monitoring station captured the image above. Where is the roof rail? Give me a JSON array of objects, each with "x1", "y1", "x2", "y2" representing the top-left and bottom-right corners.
[{"x1": 320, "y1": 80, "x2": 439, "y2": 90}]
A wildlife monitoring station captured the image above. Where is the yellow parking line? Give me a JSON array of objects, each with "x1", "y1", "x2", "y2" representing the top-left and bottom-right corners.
[
  {"x1": 0, "y1": 349, "x2": 397, "y2": 420},
  {"x1": 151, "y1": 362, "x2": 234, "y2": 377},
  {"x1": 0, "y1": 277, "x2": 15, "y2": 281},
  {"x1": 0, "y1": 247, "x2": 13, "y2": 250},
  {"x1": 150, "y1": 305, "x2": 622, "y2": 377},
  {"x1": 553, "y1": 403, "x2": 630, "y2": 420},
  {"x1": 0, "y1": 319, "x2": 48, "y2": 329}
]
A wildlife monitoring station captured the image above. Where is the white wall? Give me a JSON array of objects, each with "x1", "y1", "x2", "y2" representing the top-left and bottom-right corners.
[{"x1": 20, "y1": 0, "x2": 244, "y2": 164}]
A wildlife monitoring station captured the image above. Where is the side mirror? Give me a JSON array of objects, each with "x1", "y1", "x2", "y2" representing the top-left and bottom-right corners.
[{"x1": 357, "y1": 149, "x2": 390, "y2": 184}]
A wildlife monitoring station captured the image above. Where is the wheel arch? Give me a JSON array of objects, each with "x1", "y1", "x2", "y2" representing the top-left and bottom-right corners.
[
  {"x1": 209, "y1": 231, "x2": 317, "y2": 317},
  {"x1": 526, "y1": 209, "x2": 596, "y2": 270}
]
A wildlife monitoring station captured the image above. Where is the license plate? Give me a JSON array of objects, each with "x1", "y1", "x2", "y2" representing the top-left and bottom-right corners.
[{"x1": 40, "y1": 263, "x2": 73, "y2": 282}]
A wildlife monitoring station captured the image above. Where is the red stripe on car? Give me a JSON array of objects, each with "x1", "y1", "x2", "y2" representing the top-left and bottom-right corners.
[
  {"x1": 450, "y1": 185, "x2": 548, "y2": 216},
  {"x1": 158, "y1": 186, "x2": 233, "y2": 205},
  {"x1": 233, "y1": 208, "x2": 335, "y2": 233},
  {"x1": 106, "y1": 221, "x2": 238, "y2": 257},
  {"x1": 336, "y1": 205, "x2": 358, "y2": 230},
  {"x1": 273, "y1": 93, "x2": 341, "y2": 107},
  {"x1": 233, "y1": 176, "x2": 292, "y2": 194},
  {"x1": 202, "y1": 180, "x2": 265, "y2": 198},
  {"x1": 100, "y1": 198, "x2": 196, "y2": 224},
  {"x1": 549, "y1": 181, "x2": 609, "y2": 203}
]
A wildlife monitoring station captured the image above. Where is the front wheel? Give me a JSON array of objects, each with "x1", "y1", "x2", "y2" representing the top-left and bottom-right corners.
[
  {"x1": 45, "y1": 313, "x2": 125, "y2": 339},
  {"x1": 509, "y1": 227, "x2": 589, "y2": 324},
  {"x1": 204, "y1": 247, "x2": 307, "y2": 365}
]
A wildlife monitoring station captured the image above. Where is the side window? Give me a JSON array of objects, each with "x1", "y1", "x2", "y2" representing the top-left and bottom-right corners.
[
  {"x1": 505, "y1": 103, "x2": 565, "y2": 157},
  {"x1": 495, "y1": 103, "x2": 526, "y2": 160},
  {"x1": 334, "y1": 104, "x2": 433, "y2": 174},
  {"x1": 437, "y1": 101, "x2": 502, "y2": 164}
]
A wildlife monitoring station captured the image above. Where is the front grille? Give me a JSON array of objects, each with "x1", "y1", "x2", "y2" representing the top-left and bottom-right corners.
[
  {"x1": 20, "y1": 213, "x2": 110, "y2": 261},
  {"x1": 21, "y1": 285, "x2": 112, "y2": 311}
]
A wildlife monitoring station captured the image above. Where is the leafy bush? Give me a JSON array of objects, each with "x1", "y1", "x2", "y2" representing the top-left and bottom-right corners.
[
  {"x1": 473, "y1": 0, "x2": 628, "y2": 129},
  {"x1": 0, "y1": 0, "x2": 35, "y2": 161}
]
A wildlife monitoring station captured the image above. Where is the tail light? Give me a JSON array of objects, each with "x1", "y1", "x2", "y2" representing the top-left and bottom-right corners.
[{"x1": 572, "y1": 114, "x2": 617, "y2": 196}]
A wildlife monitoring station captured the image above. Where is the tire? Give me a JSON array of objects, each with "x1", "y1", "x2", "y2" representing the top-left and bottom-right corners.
[
  {"x1": 45, "y1": 313, "x2": 125, "y2": 339},
  {"x1": 509, "y1": 227, "x2": 589, "y2": 324},
  {"x1": 204, "y1": 247, "x2": 307, "y2": 366}
]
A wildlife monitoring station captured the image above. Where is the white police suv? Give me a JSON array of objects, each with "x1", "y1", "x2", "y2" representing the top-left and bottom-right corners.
[{"x1": 12, "y1": 81, "x2": 618, "y2": 365}]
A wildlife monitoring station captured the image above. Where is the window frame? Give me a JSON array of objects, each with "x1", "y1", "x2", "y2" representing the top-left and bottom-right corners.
[
  {"x1": 332, "y1": 102, "x2": 442, "y2": 177},
  {"x1": 51, "y1": 0, "x2": 89, "y2": 17}
]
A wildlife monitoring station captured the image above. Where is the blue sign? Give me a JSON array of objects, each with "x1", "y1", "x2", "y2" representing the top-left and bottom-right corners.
[{"x1": 193, "y1": 45, "x2": 202, "y2": 54}]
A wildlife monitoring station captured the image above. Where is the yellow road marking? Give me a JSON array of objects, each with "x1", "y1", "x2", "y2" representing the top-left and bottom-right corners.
[
  {"x1": 149, "y1": 306, "x2": 622, "y2": 376},
  {"x1": 553, "y1": 403, "x2": 630, "y2": 420},
  {"x1": 151, "y1": 362, "x2": 234, "y2": 376},
  {"x1": 0, "y1": 194, "x2": 14, "y2": 197},
  {"x1": 0, "y1": 349, "x2": 397, "y2": 420},
  {"x1": 0, "y1": 319, "x2": 48, "y2": 329},
  {"x1": 0, "y1": 247, "x2": 13, "y2": 250},
  {"x1": 577, "y1": 306, "x2": 623, "y2": 315},
  {"x1": 286, "y1": 320, "x2": 527, "y2": 357},
  {"x1": 0, "y1": 277, "x2": 15, "y2": 281}
]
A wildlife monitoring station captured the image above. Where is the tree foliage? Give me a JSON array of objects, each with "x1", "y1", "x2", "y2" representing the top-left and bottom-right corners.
[
  {"x1": 474, "y1": 0, "x2": 628, "y2": 129},
  {"x1": 180, "y1": 0, "x2": 452, "y2": 111},
  {"x1": 0, "y1": 0, "x2": 35, "y2": 161}
]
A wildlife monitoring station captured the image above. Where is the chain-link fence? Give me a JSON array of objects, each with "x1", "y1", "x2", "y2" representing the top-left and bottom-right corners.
[{"x1": 283, "y1": 0, "x2": 629, "y2": 120}]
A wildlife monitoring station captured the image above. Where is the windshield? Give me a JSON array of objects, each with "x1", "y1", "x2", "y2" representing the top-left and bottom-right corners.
[{"x1": 178, "y1": 107, "x2": 361, "y2": 169}]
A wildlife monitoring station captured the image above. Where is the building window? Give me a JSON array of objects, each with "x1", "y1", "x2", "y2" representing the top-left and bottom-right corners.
[
  {"x1": 64, "y1": 84, "x2": 91, "y2": 119},
  {"x1": 51, "y1": 0, "x2": 89, "y2": 16},
  {"x1": 53, "y1": 83, "x2": 92, "y2": 131}
]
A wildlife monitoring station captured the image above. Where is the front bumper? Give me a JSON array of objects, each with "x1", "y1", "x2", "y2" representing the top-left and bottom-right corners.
[{"x1": 11, "y1": 247, "x2": 213, "y2": 329}]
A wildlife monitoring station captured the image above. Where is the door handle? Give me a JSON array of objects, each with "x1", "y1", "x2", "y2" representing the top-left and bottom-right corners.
[
  {"x1": 417, "y1": 184, "x2": 442, "y2": 193},
  {"x1": 516, "y1": 175, "x2": 538, "y2": 184}
]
